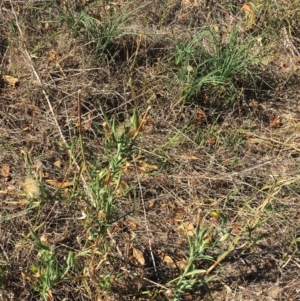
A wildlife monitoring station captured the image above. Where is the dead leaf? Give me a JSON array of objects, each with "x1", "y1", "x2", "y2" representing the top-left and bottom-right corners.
[
  {"x1": 242, "y1": 3, "x2": 252, "y2": 14},
  {"x1": 162, "y1": 254, "x2": 188, "y2": 270},
  {"x1": 212, "y1": 25, "x2": 219, "y2": 32},
  {"x1": 1, "y1": 164, "x2": 10, "y2": 179},
  {"x1": 163, "y1": 255, "x2": 176, "y2": 268},
  {"x1": 116, "y1": 180, "x2": 128, "y2": 197},
  {"x1": 48, "y1": 49, "x2": 57, "y2": 61},
  {"x1": 45, "y1": 179, "x2": 73, "y2": 188},
  {"x1": 270, "y1": 115, "x2": 281, "y2": 128},
  {"x1": 98, "y1": 210, "x2": 106, "y2": 220},
  {"x1": 232, "y1": 224, "x2": 241, "y2": 233},
  {"x1": 124, "y1": 161, "x2": 158, "y2": 174},
  {"x1": 207, "y1": 138, "x2": 216, "y2": 146},
  {"x1": 104, "y1": 171, "x2": 112, "y2": 185},
  {"x1": 147, "y1": 198, "x2": 155, "y2": 208},
  {"x1": 194, "y1": 109, "x2": 206, "y2": 126},
  {"x1": 44, "y1": 22, "x2": 50, "y2": 30},
  {"x1": 27, "y1": 103, "x2": 41, "y2": 114},
  {"x1": 177, "y1": 259, "x2": 188, "y2": 270},
  {"x1": 180, "y1": 13, "x2": 187, "y2": 22},
  {"x1": 177, "y1": 222, "x2": 195, "y2": 237},
  {"x1": 248, "y1": 99, "x2": 266, "y2": 110},
  {"x1": 40, "y1": 233, "x2": 52, "y2": 247},
  {"x1": 169, "y1": 218, "x2": 179, "y2": 225},
  {"x1": 128, "y1": 221, "x2": 137, "y2": 230},
  {"x1": 53, "y1": 160, "x2": 62, "y2": 168},
  {"x1": 187, "y1": 65, "x2": 193, "y2": 72},
  {"x1": 83, "y1": 112, "x2": 92, "y2": 130},
  {"x1": 2, "y1": 75, "x2": 18, "y2": 87},
  {"x1": 242, "y1": 2, "x2": 255, "y2": 29},
  {"x1": 132, "y1": 247, "x2": 145, "y2": 265},
  {"x1": 137, "y1": 161, "x2": 158, "y2": 172},
  {"x1": 164, "y1": 289, "x2": 173, "y2": 298},
  {"x1": 181, "y1": 0, "x2": 192, "y2": 8}
]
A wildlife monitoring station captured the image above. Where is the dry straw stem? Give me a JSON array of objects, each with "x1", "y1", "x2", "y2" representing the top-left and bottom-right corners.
[
  {"x1": 243, "y1": 132, "x2": 300, "y2": 153},
  {"x1": 9, "y1": 0, "x2": 95, "y2": 206},
  {"x1": 0, "y1": 209, "x2": 31, "y2": 223},
  {"x1": 133, "y1": 154, "x2": 158, "y2": 279}
]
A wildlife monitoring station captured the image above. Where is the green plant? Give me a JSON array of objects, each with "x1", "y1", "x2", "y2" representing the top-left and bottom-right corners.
[
  {"x1": 168, "y1": 212, "x2": 232, "y2": 300},
  {"x1": 84, "y1": 106, "x2": 145, "y2": 236},
  {"x1": 28, "y1": 229, "x2": 74, "y2": 300},
  {"x1": 170, "y1": 27, "x2": 267, "y2": 105},
  {"x1": 60, "y1": 1, "x2": 145, "y2": 55}
]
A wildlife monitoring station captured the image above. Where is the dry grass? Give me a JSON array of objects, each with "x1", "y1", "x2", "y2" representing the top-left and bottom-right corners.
[{"x1": 0, "y1": 0, "x2": 300, "y2": 300}]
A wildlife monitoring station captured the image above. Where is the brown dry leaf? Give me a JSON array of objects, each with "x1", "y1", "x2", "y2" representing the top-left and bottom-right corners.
[
  {"x1": 207, "y1": 137, "x2": 216, "y2": 146},
  {"x1": 116, "y1": 180, "x2": 128, "y2": 197},
  {"x1": 232, "y1": 224, "x2": 241, "y2": 233},
  {"x1": 21, "y1": 271, "x2": 34, "y2": 283},
  {"x1": 242, "y1": 3, "x2": 252, "y2": 14},
  {"x1": 104, "y1": 171, "x2": 112, "y2": 185},
  {"x1": 83, "y1": 112, "x2": 92, "y2": 130},
  {"x1": 181, "y1": 0, "x2": 192, "y2": 8},
  {"x1": 132, "y1": 247, "x2": 145, "y2": 265},
  {"x1": 40, "y1": 233, "x2": 52, "y2": 247},
  {"x1": 45, "y1": 179, "x2": 73, "y2": 188},
  {"x1": 26, "y1": 103, "x2": 41, "y2": 115},
  {"x1": 1, "y1": 164, "x2": 10, "y2": 179},
  {"x1": 187, "y1": 65, "x2": 193, "y2": 72},
  {"x1": 137, "y1": 161, "x2": 158, "y2": 172},
  {"x1": 147, "y1": 198, "x2": 155, "y2": 208},
  {"x1": 180, "y1": 13, "x2": 187, "y2": 23},
  {"x1": 248, "y1": 99, "x2": 267, "y2": 110},
  {"x1": 212, "y1": 25, "x2": 219, "y2": 32},
  {"x1": 98, "y1": 210, "x2": 106, "y2": 220},
  {"x1": 177, "y1": 222, "x2": 195, "y2": 237},
  {"x1": 53, "y1": 160, "x2": 62, "y2": 168},
  {"x1": 44, "y1": 22, "x2": 50, "y2": 30},
  {"x1": 48, "y1": 49, "x2": 57, "y2": 61},
  {"x1": 183, "y1": 293, "x2": 193, "y2": 300},
  {"x1": 163, "y1": 255, "x2": 176, "y2": 268},
  {"x1": 270, "y1": 116, "x2": 281, "y2": 128},
  {"x1": 162, "y1": 255, "x2": 188, "y2": 270},
  {"x1": 128, "y1": 221, "x2": 137, "y2": 230},
  {"x1": 242, "y1": 2, "x2": 255, "y2": 29},
  {"x1": 177, "y1": 259, "x2": 188, "y2": 270},
  {"x1": 2, "y1": 75, "x2": 18, "y2": 87},
  {"x1": 195, "y1": 109, "x2": 206, "y2": 125},
  {"x1": 164, "y1": 289, "x2": 173, "y2": 299}
]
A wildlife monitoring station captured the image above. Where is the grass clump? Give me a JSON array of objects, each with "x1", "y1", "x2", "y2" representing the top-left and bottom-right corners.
[
  {"x1": 170, "y1": 26, "x2": 269, "y2": 106},
  {"x1": 60, "y1": 1, "x2": 146, "y2": 56}
]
